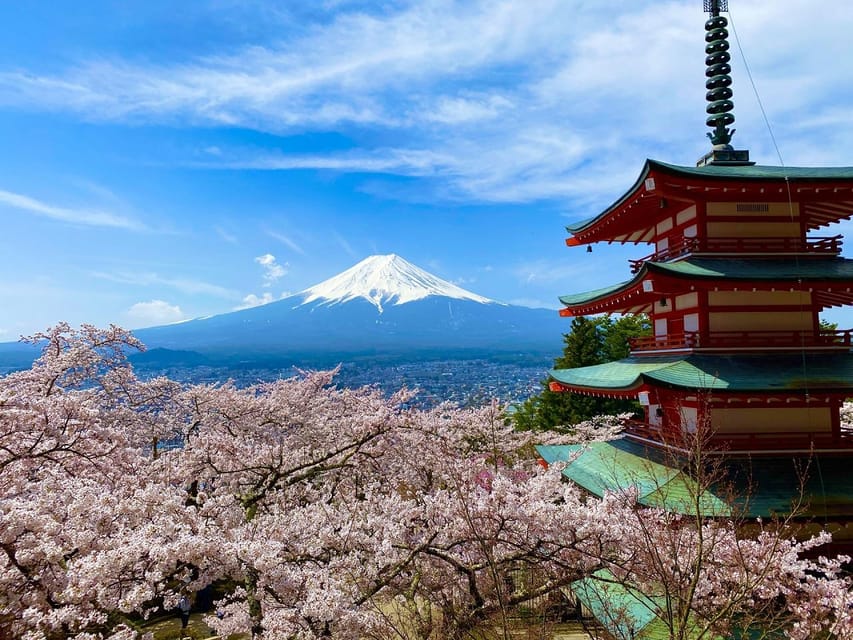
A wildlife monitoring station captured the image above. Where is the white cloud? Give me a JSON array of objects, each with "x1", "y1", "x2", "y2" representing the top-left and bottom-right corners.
[
  {"x1": 255, "y1": 253, "x2": 288, "y2": 286},
  {"x1": 126, "y1": 300, "x2": 185, "y2": 327},
  {"x1": 1, "y1": 1, "x2": 851, "y2": 204},
  {"x1": 0, "y1": 188, "x2": 143, "y2": 230},
  {"x1": 421, "y1": 93, "x2": 514, "y2": 124},
  {"x1": 234, "y1": 291, "x2": 290, "y2": 310}
]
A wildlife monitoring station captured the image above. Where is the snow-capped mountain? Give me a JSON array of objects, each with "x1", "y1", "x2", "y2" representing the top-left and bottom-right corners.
[
  {"x1": 110, "y1": 256, "x2": 567, "y2": 365},
  {"x1": 299, "y1": 254, "x2": 495, "y2": 311}
]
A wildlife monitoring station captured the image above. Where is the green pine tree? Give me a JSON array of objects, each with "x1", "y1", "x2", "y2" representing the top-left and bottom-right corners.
[{"x1": 512, "y1": 314, "x2": 650, "y2": 432}]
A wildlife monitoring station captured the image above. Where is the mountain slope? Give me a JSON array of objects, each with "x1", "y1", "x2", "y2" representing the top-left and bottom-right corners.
[
  {"x1": 0, "y1": 255, "x2": 566, "y2": 369},
  {"x1": 134, "y1": 254, "x2": 564, "y2": 361}
]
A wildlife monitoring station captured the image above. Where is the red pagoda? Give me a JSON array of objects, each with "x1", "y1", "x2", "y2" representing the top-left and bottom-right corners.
[{"x1": 538, "y1": 0, "x2": 853, "y2": 551}]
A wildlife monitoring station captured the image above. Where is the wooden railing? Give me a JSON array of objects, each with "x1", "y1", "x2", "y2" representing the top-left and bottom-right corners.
[
  {"x1": 629, "y1": 235, "x2": 842, "y2": 273},
  {"x1": 629, "y1": 332, "x2": 699, "y2": 351},
  {"x1": 629, "y1": 329, "x2": 853, "y2": 352}
]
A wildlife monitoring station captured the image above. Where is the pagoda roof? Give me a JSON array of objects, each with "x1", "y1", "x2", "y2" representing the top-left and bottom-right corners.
[
  {"x1": 559, "y1": 256, "x2": 853, "y2": 314},
  {"x1": 641, "y1": 159, "x2": 853, "y2": 184},
  {"x1": 650, "y1": 256, "x2": 853, "y2": 280},
  {"x1": 566, "y1": 159, "x2": 853, "y2": 243},
  {"x1": 570, "y1": 569, "x2": 720, "y2": 640},
  {"x1": 537, "y1": 438, "x2": 853, "y2": 519},
  {"x1": 549, "y1": 352, "x2": 853, "y2": 393},
  {"x1": 536, "y1": 440, "x2": 730, "y2": 515}
]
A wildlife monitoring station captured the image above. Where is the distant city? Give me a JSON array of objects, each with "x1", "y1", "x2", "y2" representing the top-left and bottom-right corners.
[{"x1": 132, "y1": 357, "x2": 551, "y2": 408}]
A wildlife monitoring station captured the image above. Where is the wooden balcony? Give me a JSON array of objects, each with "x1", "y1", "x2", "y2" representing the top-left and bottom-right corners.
[
  {"x1": 629, "y1": 235, "x2": 842, "y2": 273},
  {"x1": 629, "y1": 329, "x2": 853, "y2": 353}
]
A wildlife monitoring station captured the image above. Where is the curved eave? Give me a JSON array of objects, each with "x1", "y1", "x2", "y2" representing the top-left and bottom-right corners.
[
  {"x1": 550, "y1": 353, "x2": 853, "y2": 394},
  {"x1": 565, "y1": 160, "x2": 853, "y2": 245},
  {"x1": 549, "y1": 357, "x2": 682, "y2": 393},
  {"x1": 559, "y1": 257, "x2": 853, "y2": 316},
  {"x1": 565, "y1": 160, "x2": 660, "y2": 246}
]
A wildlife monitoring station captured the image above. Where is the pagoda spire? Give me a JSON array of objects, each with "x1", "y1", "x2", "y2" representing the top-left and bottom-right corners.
[{"x1": 697, "y1": 0, "x2": 752, "y2": 166}]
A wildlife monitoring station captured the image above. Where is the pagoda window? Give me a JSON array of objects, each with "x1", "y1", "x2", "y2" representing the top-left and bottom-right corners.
[
  {"x1": 649, "y1": 404, "x2": 663, "y2": 427},
  {"x1": 680, "y1": 406, "x2": 699, "y2": 434},
  {"x1": 707, "y1": 202, "x2": 800, "y2": 218},
  {"x1": 684, "y1": 313, "x2": 700, "y2": 333},
  {"x1": 654, "y1": 317, "x2": 667, "y2": 337}
]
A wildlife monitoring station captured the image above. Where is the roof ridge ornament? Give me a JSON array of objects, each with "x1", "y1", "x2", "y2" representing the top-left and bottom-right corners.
[{"x1": 697, "y1": 0, "x2": 753, "y2": 167}]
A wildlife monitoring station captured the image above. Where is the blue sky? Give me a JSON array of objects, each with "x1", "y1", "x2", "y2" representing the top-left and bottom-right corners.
[{"x1": 2, "y1": 0, "x2": 853, "y2": 338}]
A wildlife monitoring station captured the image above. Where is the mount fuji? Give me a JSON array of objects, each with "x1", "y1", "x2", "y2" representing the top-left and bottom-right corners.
[
  {"x1": 128, "y1": 254, "x2": 565, "y2": 366},
  {"x1": 0, "y1": 255, "x2": 566, "y2": 371}
]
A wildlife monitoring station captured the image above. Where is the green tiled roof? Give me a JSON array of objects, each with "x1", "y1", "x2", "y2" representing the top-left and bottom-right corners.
[
  {"x1": 558, "y1": 257, "x2": 853, "y2": 307},
  {"x1": 571, "y1": 570, "x2": 669, "y2": 640},
  {"x1": 651, "y1": 159, "x2": 853, "y2": 181},
  {"x1": 571, "y1": 569, "x2": 723, "y2": 640},
  {"x1": 550, "y1": 353, "x2": 853, "y2": 392},
  {"x1": 558, "y1": 279, "x2": 633, "y2": 306},
  {"x1": 566, "y1": 159, "x2": 853, "y2": 234},
  {"x1": 536, "y1": 441, "x2": 730, "y2": 515},
  {"x1": 541, "y1": 437, "x2": 853, "y2": 520},
  {"x1": 650, "y1": 257, "x2": 853, "y2": 280},
  {"x1": 549, "y1": 356, "x2": 679, "y2": 389}
]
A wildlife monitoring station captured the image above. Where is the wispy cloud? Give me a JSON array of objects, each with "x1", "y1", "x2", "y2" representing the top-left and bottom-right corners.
[
  {"x1": 512, "y1": 258, "x2": 605, "y2": 286},
  {"x1": 332, "y1": 231, "x2": 359, "y2": 260},
  {"x1": 255, "y1": 253, "x2": 288, "y2": 286},
  {"x1": 90, "y1": 271, "x2": 238, "y2": 298},
  {"x1": 265, "y1": 229, "x2": 306, "y2": 255},
  {"x1": 0, "y1": 188, "x2": 143, "y2": 230},
  {"x1": 215, "y1": 225, "x2": 239, "y2": 244},
  {"x1": 1, "y1": 1, "x2": 851, "y2": 204}
]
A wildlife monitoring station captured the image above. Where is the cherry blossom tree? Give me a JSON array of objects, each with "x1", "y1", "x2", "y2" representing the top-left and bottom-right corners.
[
  {"x1": 2, "y1": 324, "x2": 851, "y2": 640},
  {"x1": 0, "y1": 324, "x2": 189, "y2": 639}
]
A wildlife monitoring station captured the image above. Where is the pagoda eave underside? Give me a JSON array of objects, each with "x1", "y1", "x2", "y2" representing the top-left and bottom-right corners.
[
  {"x1": 549, "y1": 379, "x2": 848, "y2": 404},
  {"x1": 549, "y1": 353, "x2": 853, "y2": 397},
  {"x1": 566, "y1": 160, "x2": 853, "y2": 245},
  {"x1": 559, "y1": 261, "x2": 853, "y2": 316}
]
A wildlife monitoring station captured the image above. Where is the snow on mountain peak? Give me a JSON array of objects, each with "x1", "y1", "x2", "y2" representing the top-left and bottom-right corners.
[{"x1": 299, "y1": 254, "x2": 496, "y2": 312}]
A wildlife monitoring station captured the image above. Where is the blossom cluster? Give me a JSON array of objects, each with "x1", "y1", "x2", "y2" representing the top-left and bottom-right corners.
[{"x1": 1, "y1": 325, "x2": 850, "y2": 640}]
